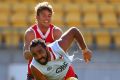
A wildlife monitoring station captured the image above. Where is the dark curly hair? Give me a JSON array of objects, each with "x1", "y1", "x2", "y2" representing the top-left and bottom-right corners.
[{"x1": 30, "y1": 39, "x2": 46, "y2": 51}]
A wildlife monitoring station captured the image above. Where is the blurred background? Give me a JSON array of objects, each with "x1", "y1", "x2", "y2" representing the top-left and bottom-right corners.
[{"x1": 0, "y1": 0, "x2": 120, "y2": 80}]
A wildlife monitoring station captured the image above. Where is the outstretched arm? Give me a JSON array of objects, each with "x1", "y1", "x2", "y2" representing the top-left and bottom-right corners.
[
  {"x1": 58, "y1": 27, "x2": 86, "y2": 51},
  {"x1": 58, "y1": 27, "x2": 92, "y2": 63}
]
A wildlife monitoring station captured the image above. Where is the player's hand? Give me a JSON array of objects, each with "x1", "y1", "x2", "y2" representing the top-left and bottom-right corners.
[
  {"x1": 24, "y1": 50, "x2": 33, "y2": 60},
  {"x1": 82, "y1": 49, "x2": 92, "y2": 64}
]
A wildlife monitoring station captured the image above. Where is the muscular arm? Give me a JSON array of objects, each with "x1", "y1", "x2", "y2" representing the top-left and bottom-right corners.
[
  {"x1": 31, "y1": 65, "x2": 48, "y2": 80},
  {"x1": 53, "y1": 27, "x2": 62, "y2": 40},
  {"x1": 58, "y1": 27, "x2": 87, "y2": 52},
  {"x1": 23, "y1": 29, "x2": 35, "y2": 60},
  {"x1": 58, "y1": 27, "x2": 92, "y2": 63}
]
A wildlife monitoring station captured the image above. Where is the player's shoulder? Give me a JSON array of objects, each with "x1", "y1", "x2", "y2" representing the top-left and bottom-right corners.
[
  {"x1": 25, "y1": 26, "x2": 35, "y2": 36},
  {"x1": 53, "y1": 25, "x2": 63, "y2": 33},
  {"x1": 53, "y1": 25, "x2": 61, "y2": 30}
]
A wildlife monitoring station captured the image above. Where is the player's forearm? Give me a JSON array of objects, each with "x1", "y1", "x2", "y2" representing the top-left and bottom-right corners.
[
  {"x1": 73, "y1": 28, "x2": 92, "y2": 63},
  {"x1": 74, "y1": 28, "x2": 87, "y2": 50},
  {"x1": 23, "y1": 45, "x2": 33, "y2": 60}
]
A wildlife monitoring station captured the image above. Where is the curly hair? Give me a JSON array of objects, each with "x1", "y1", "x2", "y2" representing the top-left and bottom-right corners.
[{"x1": 30, "y1": 39, "x2": 46, "y2": 51}]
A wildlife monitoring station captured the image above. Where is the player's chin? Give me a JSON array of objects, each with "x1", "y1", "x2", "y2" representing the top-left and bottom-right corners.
[
  {"x1": 39, "y1": 59, "x2": 48, "y2": 65},
  {"x1": 40, "y1": 61, "x2": 48, "y2": 65},
  {"x1": 43, "y1": 23, "x2": 50, "y2": 27}
]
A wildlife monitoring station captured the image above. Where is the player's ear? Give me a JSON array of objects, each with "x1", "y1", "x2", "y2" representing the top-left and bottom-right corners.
[{"x1": 36, "y1": 15, "x2": 39, "y2": 20}]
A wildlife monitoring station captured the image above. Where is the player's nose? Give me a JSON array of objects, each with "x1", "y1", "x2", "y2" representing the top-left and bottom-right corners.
[{"x1": 37, "y1": 54, "x2": 42, "y2": 59}]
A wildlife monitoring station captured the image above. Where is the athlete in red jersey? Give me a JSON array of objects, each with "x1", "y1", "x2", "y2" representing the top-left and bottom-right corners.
[
  {"x1": 31, "y1": 24, "x2": 55, "y2": 44},
  {"x1": 23, "y1": 2, "x2": 62, "y2": 80}
]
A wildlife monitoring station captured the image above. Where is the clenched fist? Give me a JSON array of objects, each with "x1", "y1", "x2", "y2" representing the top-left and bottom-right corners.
[{"x1": 82, "y1": 49, "x2": 92, "y2": 64}]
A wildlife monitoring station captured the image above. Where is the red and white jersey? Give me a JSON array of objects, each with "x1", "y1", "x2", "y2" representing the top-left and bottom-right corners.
[
  {"x1": 31, "y1": 41, "x2": 72, "y2": 80},
  {"x1": 26, "y1": 24, "x2": 56, "y2": 75},
  {"x1": 30, "y1": 24, "x2": 55, "y2": 44}
]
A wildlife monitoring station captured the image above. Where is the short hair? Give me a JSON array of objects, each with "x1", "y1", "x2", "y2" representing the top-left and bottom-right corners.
[
  {"x1": 35, "y1": 2, "x2": 53, "y2": 16},
  {"x1": 30, "y1": 39, "x2": 46, "y2": 51}
]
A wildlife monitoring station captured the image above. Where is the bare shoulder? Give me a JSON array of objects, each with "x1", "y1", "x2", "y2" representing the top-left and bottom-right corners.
[
  {"x1": 25, "y1": 28, "x2": 35, "y2": 37},
  {"x1": 31, "y1": 65, "x2": 41, "y2": 77},
  {"x1": 31, "y1": 65, "x2": 37, "y2": 72},
  {"x1": 53, "y1": 26, "x2": 63, "y2": 33},
  {"x1": 31, "y1": 65, "x2": 41, "y2": 76},
  {"x1": 53, "y1": 26, "x2": 63, "y2": 40},
  {"x1": 31, "y1": 65, "x2": 48, "y2": 80},
  {"x1": 24, "y1": 28, "x2": 35, "y2": 44}
]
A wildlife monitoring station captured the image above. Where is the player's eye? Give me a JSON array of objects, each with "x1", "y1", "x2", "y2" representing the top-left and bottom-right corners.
[
  {"x1": 48, "y1": 14, "x2": 52, "y2": 17},
  {"x1": 38, "y1": 49, "x2": 44, "y2": 54},
  {"x1": 32, "y1": 53, "x2": 37, "y2": 57}
]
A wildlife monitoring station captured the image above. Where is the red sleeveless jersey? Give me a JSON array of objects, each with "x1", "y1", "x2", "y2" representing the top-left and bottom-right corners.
[
  {"x1": 31, "y1": 24, "x2": 54, "y2": 43},
  {"x1": 28, "y1": 24, "x2": 55, "y2": 75}
]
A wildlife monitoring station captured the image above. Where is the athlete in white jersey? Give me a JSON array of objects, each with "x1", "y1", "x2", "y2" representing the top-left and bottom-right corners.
[
  {"x1": 30, "y1": 27, "x2": 92, "y2": 80},
  {"x1": 31, "y1": 41, "x2": 72, "y2": 80}
]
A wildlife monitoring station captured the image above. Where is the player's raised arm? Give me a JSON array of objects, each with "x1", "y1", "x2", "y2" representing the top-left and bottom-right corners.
[
  {"x1": 58, "y1": 27, "x2": 86, "y2": 52},
  {"x1": 58, "y1": 27, "x2": 92, "y2": 63}
]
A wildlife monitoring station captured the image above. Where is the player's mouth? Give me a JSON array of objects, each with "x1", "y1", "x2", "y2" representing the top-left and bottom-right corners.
[
  {"x1": 39, "y1": 57, "x2": 46, "y2": 62},
  {"x1": 37, "y1": 57, "x2": 48, "y2": 65},
  {"x1": 44, "y1": 20, "x2": 49, "y2": 23}
]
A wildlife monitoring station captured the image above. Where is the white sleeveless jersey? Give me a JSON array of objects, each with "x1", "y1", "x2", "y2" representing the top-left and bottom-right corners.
[{"x1": 31, "y1": 40, "x2": 72, "y2": 80}]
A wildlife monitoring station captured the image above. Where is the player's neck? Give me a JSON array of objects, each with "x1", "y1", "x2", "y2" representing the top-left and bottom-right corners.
[
  {"x1": 38, "y1": 23, "x2": 49, "y2": 29},
  {"x1": 37, "y1": 23, "x2": 49, "y2": 34}
]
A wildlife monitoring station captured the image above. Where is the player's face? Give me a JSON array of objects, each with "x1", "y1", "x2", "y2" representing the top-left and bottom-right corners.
[
  {"x1": 31, "y1": 45, "x2": 48, "y2": 65},
  {"x1": 36, "y1": 9, "x2": 52, "y2": 27}
]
